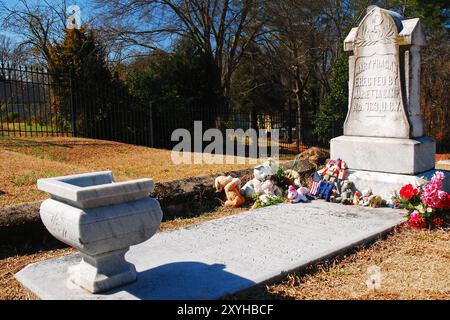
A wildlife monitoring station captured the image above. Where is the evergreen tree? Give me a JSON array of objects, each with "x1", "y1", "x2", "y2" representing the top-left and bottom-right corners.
[
  {"x1": 313, "y1": 48, "x2": 348, "y2": 143},
  {"x1": 126, "y1": 37, "x2": 223, "y2": 147},
  {"x1": 49, "y1": 24, "x2": 126, "y2": 136},
  {"x1": 127, "y1": 37, "x2": 222, "y2": 111}
]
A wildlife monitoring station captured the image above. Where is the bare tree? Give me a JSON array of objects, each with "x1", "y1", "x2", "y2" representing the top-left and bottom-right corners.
[
  {"x1": 0, "y1": 0, "x2": 93, "y2": 69},
  {"x1": 0, "y1": 34, "x2": 30, "y2": 65},
  {"x1": 258, "y1": 0, "x2": 330, "y2": 144},
  {"x1": 95, "y1": 0, "x2": 267, "y2": 106},
  {"x1": 0, "y1": 0, "x2": 65, "y2": 67}
]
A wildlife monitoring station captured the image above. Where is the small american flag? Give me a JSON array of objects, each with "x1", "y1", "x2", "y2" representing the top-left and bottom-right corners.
[{"x1": 310, "y1": 181, "x2": 321, "y2": 196}]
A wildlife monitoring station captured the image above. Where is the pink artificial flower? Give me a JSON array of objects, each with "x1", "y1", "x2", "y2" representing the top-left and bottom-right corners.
[
  {"x1": 421, "y1": 177, "x2": 443, "y2": 209},
  {"x1": 431, "y1": 171, "x2": 445, "y2": 183}
]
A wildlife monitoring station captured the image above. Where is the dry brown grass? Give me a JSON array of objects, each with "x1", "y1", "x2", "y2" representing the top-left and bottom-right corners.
[
  {"x1": 0, "y1": 248, "x2": 75, "y2": 300},
  {"x1": 0, "y1": 136, "x2": 264, "y2": 207},
  {"x1": 262, "y1": 225, "x2": 450, "y2": 300}
]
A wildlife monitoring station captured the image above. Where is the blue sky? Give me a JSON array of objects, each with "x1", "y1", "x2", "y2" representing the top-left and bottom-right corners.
[{"x1": 1, "y1": 0, "x2": 95, "y2": 41}]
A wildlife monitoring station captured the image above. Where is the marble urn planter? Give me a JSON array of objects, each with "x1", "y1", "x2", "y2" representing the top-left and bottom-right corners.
[{"x1": 37, "y1": 171, "x2": 163, "y2": 293}]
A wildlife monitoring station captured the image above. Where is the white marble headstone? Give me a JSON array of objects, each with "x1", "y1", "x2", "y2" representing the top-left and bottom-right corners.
[
  {"x1": 331, "y1": 6, "x2": 436, "y2": 178},
  {"x1": 344, "y1": 6, "x2": 410, "y2": 138}
]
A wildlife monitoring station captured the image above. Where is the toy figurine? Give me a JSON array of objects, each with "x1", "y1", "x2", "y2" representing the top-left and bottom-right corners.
[
  {"x1": 353, "y1": 191, "x2": 361, "y2": 206},
  {"x1": 287, "y1": 185, "x2": 308, "y2": 203}
]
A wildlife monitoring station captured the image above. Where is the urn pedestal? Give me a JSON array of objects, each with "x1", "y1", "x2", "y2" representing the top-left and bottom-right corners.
[{"x1": 37, "y1": 171, "x2": 163, "y2": 293}]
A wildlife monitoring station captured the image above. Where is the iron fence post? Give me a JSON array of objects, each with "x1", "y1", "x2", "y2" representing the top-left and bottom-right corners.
[
  {"x1": 149, "y1": 101, "x2": 154, "y2": 147},
  {"x1": 69, "y1": 69, "x2": 77, "y2": 137}
]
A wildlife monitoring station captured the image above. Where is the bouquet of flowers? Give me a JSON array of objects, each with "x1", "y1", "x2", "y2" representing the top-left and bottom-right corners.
[{"x1": 392, "y1": 171, "x2": 449, "y2": 229}]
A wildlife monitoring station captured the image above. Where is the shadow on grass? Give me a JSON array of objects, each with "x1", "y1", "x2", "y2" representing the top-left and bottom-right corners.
[{"x1": 0, "y1": 136, "x2": 120, "y2": 149}]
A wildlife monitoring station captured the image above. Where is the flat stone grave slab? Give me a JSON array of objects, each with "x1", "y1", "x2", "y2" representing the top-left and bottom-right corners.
[{"x1": 16, "y1": 201, "x2": 405, "y2": 300}]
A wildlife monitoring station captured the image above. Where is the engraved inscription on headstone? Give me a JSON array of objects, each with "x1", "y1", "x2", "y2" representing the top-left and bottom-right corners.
[{"x1": 344, "y1": 7, "x2": 410, "y2": 138}]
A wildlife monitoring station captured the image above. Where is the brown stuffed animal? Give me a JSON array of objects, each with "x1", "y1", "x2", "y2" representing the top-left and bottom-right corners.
[{"x1": 214, "y1": 176, "x2": 245, "y2": 208}]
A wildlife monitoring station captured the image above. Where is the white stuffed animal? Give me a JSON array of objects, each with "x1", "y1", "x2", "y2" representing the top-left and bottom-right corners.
[
  {"x1": 240, "y1": 162, "x2": 276, "y2": 199},
  {"x1": 359, "y1": 189, "x2": 373, "y2": 206},
  {"x1": 255, "y1": 179, "x2": 282, "y2": 198}
]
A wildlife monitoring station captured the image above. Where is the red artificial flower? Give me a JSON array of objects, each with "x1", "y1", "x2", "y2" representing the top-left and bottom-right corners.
[
  {"x1": 409, "y1": 211, "x2": 426, "y2": 229},
  {"x1": 433, "y1": 216, "x2": 446, "y2": 227},
  {"x1": 399, "y1": 184, "x2": 419, "y2": 200},
  {"x1": 436, "y1": 192, "x2": 450, "y2": 210}
]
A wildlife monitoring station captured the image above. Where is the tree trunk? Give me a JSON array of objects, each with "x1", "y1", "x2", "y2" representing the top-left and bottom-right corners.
[
  {"x1": 287, "y1": 95, "x2": 293, "y2": 144},
  {"x1": 293, "y1": 79, "x2": 303, "y2": 149}
]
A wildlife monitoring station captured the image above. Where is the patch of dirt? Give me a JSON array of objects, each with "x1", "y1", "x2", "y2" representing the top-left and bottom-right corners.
[
  {"x1": 296, "y1": 147, "x2": 330, "y2": 168},
  {"x1": 0, "y1": 202, "x2": 41, "y2": 227}
]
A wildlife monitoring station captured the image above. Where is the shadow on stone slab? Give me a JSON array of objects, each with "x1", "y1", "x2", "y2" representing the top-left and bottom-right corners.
[{"x1": 100, "y1": 261, "x2": 255, "y2": 300}]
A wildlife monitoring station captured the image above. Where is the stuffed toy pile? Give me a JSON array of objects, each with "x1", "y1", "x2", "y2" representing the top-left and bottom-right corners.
[
  {"x1": 309, "y1": 158, "x2": 385, "y2": 208},
  {"x1": 214, "y1": 157, "x2": 385, "y2": 209},
  {"x1": 215, "y1": 159, "x2": 311, "y2": 208}
]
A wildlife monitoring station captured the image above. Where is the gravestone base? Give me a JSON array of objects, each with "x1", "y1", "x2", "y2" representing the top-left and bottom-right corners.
[
  {"x1": 331, "y1": 135, "x2": 436, "y2": 175},
  {"x1": 346, "y1": 169, "x2": 450, "y2": 201}
]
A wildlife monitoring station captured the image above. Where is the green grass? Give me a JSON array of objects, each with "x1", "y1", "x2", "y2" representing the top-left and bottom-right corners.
[
  {"x1": 10, "y1": 169, "x2": 64, "y2": 187},
  {"x1": 0, "y1": 122, "x2": 65, "y2": 134},
  {"x1": 0, "y1": 137, "x2": 69, "y2": 162}
]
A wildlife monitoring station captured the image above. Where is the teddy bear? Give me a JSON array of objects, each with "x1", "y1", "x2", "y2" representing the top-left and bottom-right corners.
[
  {"x1": 284, "y1": 169, "x2": 301, "y2": 187},
  {"x1": 368, "y1": 195, "x2": 384, "y2": 208},
  {"x1": 214, "y1": 175, "x2": 245, "y2": 208},
  {"x1": 298, "y1": 186, "x2": 310, "y2": 199},
  {"x1": 359, "y1": 189, "x2": 373, "y2": 206},
  {"x1": 330, "y1": 180, "x2": 354, "y2": 205},
  {"x1": 240, "y1": 162, "x2": 275, "y2": 199},
  {"x1": 340, "y1": 181, "x2": 354, "y2": 205},
  {"x1": 254, "y1": 176, "x2": 283, "y2": 198}
]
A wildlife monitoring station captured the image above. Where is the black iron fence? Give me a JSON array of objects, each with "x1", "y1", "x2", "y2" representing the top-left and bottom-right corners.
[
  {"x1": 0, "y1": 64, "x2": 70, "y2": 136},
  {"x1": 0, "y1": 63, "x2": 339, "y2": 155}
]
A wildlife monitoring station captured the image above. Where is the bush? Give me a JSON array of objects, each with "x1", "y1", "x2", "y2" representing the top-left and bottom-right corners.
[{"x1": 7, "y1": 111, "x2": 20, "y2": 122}]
